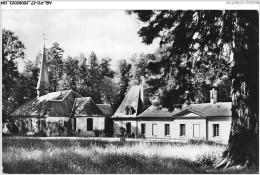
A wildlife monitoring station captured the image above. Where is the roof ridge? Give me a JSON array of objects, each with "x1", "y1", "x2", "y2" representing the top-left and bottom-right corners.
[{"x1": 172, "y1": 108, "x2": 207, "y2": 118}]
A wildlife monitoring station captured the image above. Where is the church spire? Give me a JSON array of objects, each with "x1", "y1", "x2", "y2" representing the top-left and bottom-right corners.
[{"x1": 36, "y1": 34, "x2": 50, "y2": 97}]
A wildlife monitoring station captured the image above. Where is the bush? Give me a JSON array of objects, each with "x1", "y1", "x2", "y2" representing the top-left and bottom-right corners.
[
  {"x1": 46, "y1": 121, "x2": 69, "y2": 137},
  {"x1": 188, "y1": 139, "x2": 214, "y2": 145},
  {"x1": 119, "y1": 127, "x2": 126, "y2": 136},
  {"x1": 93, "y1": 129, "x2": 102, "y2": 137},
  {"x1": 195, "y1": 146, "x2": 223, "y2": 166}
]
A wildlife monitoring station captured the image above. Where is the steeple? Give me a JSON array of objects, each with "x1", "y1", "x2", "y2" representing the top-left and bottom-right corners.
[{"x1": 36, "y1": 34, "x2": 50, "y2": 97}]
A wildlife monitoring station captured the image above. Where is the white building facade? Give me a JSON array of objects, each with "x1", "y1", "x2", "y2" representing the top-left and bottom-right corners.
[{"x1": 113, "y1": 85, "x2": 232, "y2": 143}]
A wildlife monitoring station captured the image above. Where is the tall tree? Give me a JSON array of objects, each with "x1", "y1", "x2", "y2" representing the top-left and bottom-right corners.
[
  {"x1": 58, "y1": 56, "x2": 79, "y2": 91},
  {"x1": 2, "y1": 29, "x2": 25, "y2": 118},
  {"x1": 114, "y1": 59, "x2": 132, "y2": 109},
  {"x1": 131, "y1": 10, "x2": 259, "y2": 167},
  {"x1": 88, "y1": 52, "x2": 102, "y2": 103},
  {"x1": 47, "y1": 42, "x2": 64, "y2": 92},
  {"x1": 18, "y1": 60, "x2": 39, "y2": 100},
  {"x1": 76, "y1": 52, "x2": 116, "y2": 104}
]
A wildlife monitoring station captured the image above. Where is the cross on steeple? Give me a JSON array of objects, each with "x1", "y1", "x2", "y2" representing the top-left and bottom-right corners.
[{"x1": 43, "y1": 34, "x2": 47, "y2": 45}]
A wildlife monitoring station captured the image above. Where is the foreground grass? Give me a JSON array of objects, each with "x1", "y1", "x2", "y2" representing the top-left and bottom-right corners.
[{"x1": 2, "y1": 137, "x2": 258, "y2": 174}]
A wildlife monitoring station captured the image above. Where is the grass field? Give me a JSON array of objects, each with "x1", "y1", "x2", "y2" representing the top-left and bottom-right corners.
[{"x1": 2, "y1": 137, "x2": 259, "y2": 174}]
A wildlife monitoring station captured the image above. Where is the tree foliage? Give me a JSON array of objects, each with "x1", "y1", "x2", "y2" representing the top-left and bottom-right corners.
[
  {"x1": 2, "y1": 29, "x2": 25, "y2": 117},
  {"x1": 46, "y1": 42, "x2": 64, "y2": 92},
  {"x1": 131, "y1": 10, "x2": 259, "y2": 166},
  {"x1": 114, "y1": 59, "x2": 132, "y2": 109},
  {"x1": 18, "y1": 60, "x2": 39, "y2": 101},
  {"x1": 58, "y1": 56, "x2": 79, "y2": 91},
  {"x1": 2, "y1": 29, "x2": 119, "y2": 118},
  {"x1": 57, "y1": 52, "x2": 116, "y2": 106}
]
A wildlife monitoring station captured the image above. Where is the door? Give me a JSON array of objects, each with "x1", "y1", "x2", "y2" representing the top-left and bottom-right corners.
[
  {"x1": 71, "y1": 118, "x2": 76, "y2": 131},
  {"x1": 126, "y1": 122, "x2": 131, "y2": 134},
  {"x1": 87, "y1": 118, "x2": 93, "y2": 131},
  {"x1": 193, "y1": 124, "x2": 200, "y2": 138},
  {"x1": 152, "y1": 124, "x2": 157, "y2": 136}
]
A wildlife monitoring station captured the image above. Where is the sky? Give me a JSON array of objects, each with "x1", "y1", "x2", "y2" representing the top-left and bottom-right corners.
[{"x1": 2, "y1": 10, "x2": 159, "y2": 71}]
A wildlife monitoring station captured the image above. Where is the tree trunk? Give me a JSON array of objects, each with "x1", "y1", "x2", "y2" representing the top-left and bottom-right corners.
[
  {"x1": 217, "y1": 47, "x2": 258, "y2": 169},
  {"x1": 216, "y1": 11, "x2": 259, "y2": 168},
  {"x1": 216, "y1": 62, "x2": 259, "y2": 168},
  {"x1": 220, "y1": 93, "x2": 259, "y2": 167}
]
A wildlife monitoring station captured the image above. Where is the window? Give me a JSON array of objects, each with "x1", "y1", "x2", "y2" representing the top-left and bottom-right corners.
[
  {"x1": 213, "y1": 124, "x2": 219, "y2": 137},
  {"x1": 71, "y1": 118, "x2": 76, "y2": 131},
  {"x1": 126, "y1": 122, "x2": 131, "y2": 134},
  {"x1": 141, "y1": 124, "x2": 146, "y2": 135},
  {"x1": 165, "y1": 124, "x2": 170, "y2": 136},
  {"x1": 180, "y1": 124, "x2": 186, "y2": 136},
  {"x1": 152, "y1": 124, "x2": 157, "y2": 136},
  {"x1": 28, "y1": 119, "x2": 32, "y2": 132},
  {"x1": 87, "y1": 118, "x2": 93, "y2": 131},
  {"x1": 125, "y1": 106, "x2": 136, "y2": 115},
  {"x1": 125, "y1": 107, "x2": 132, "y2": 115}
]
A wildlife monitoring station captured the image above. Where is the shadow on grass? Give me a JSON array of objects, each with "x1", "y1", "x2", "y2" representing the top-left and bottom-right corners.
[
  {"x1": 3, "y1": 151, "x2": 204, "y2": 174},
  {"x1": 2, "y1": 137, "x2": 258, "y2": 174}
]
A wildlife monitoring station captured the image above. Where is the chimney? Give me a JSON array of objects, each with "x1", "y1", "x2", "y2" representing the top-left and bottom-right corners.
[
  {"x1": 210, "y1": 88, "x2": 217, "y2": 104},
  {"x1": 36, "y1": 44, "x2": 50, "y2": 98},
  {"x1": 140, "y1": 76, "x2": 150, "y2": 107},
  {"x1": 184, "y1": 90, "x2": 191, "y2": 105}
]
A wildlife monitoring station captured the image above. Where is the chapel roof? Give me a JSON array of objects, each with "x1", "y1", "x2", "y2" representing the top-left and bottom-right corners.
[{"x1": 10, "y1": 90, "x2": 82, "y2": 119}]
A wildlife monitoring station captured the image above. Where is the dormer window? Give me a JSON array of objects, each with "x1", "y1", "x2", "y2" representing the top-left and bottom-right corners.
[{"x1": 125, "y1": 106, "x2": 135, "y2": 115}]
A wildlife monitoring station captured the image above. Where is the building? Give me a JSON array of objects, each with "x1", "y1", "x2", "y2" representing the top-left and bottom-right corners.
[
  {"x1": 10, "y1": 43, "x2": 113, "y2": 136},
  {"x1": 71, "y1": 97, "x2": 114, "y2": 136},
  {"x1": 111, "y1": 83, "x2": 150, "y2": 137},
  {"x1": 113, "y1": 85, "x2": 232, "y2": 143}
]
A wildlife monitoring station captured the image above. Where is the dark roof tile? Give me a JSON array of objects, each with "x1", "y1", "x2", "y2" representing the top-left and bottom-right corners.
[
  {"x1": 10, "y1": 90, "x2": 82, "y2": 119},
  {"x1": 73, "y1": 97, "x2": 104, "y2": 117},
  {"x1": 96, "y1": 104, "x2": 114, "y2": 116}
]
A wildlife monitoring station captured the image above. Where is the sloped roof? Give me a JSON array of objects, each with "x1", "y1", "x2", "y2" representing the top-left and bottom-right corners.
[
  {"x1": 137, "y1": 105, "x2": 182, "y2": 118},
  {"x1": 72, "y1": 97, "x2": 104, "y2": 117},
  {"x1": 137, "y1": 102, "x2": 232, "y2": 118},
  {"x1": 112, "y1": 85, "x2": 142, "y2": 118},
  {"x1": 96, "y1": 104, "x2": 114, "y2": 116},
  {"x1": 184, "y1": 102, "x2": 232, "y2": 117},
  {"x1": 10, "y1": 90, "x2": 82, "y2": 119},
  {"x1": 172, "y1": 108, "x2": 207, "y2": 118}
]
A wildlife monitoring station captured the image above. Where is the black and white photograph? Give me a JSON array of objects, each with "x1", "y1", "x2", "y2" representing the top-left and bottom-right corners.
[{"x1": 1, "y1": 0, "x2": 259, "y2": 174}]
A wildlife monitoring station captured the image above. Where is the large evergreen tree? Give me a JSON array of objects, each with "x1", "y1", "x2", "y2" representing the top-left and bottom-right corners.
[
  {"x1": 114, "y1": 59, "x2": 132, "y2": 109},
  {"x1": 47, "y1": 42, "x2": 64, "y2": 92},
  {"x1": 58, "y1": 56, "x2": 80, "y2": 91},
  {"x1": 131, "y1": 10, "x2": 259, "y2": 167},
  {"x1": 2, "y1": 29, "x2": 25, "y2": 118},
  {"x1": 59, "y1": 52, "x2": 116, "y2": 105},
  {"x1": 18, "y1": 60, "x2": 39, "y2": 101}
]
